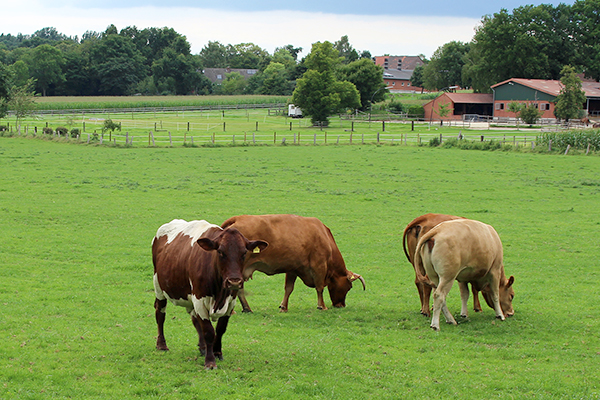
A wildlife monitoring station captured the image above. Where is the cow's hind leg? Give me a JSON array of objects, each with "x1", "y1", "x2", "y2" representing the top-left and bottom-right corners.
[
  {"x1": 154, "y1": 298, "x2": 169, "y2": 351},
  {"x1": 416, "y1": 277, "x2": 433, "y2": 317},
  {"x1": 213, "y1": 316, "x2": 230, "y2": 361},
  {"x1": 459, "y1": 281, "x2": 470, "y2": 318},
  {"x1": 472, "y1": 284, "x2": 482, "y2": 312},
  {"x1": 431, "y1": 279, "x2": 456, "y2": 331},
  {"x1": 279, "y1": 273, "x2": 297, "y2": 312},
  {"x1": 191, "y1": 314, "x2": 206, "y2": 356}
]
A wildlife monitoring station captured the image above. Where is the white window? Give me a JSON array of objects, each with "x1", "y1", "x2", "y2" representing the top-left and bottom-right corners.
[
  {"x1": 495, "y1": 103, "x2": 504, "y2": 110},
  {"x1": 217, "y1": 74, "x2": 222, "y2": 80}
]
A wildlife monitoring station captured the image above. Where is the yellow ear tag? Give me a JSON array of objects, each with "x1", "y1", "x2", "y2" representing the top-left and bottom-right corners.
[{"x1": 253, "y1": 247, "x2": 261, "y2": 253}]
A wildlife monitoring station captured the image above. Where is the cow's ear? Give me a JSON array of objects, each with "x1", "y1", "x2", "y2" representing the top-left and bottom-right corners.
[
  {"x1": 247, "y1": 240, "x2": 268, "y2": 253},
  {"x1": 197, "y1": 238, "x2": 218, "y2": 251},
  {"x1": 507, "y1": 276, "x2": 515, "y2": 287}
]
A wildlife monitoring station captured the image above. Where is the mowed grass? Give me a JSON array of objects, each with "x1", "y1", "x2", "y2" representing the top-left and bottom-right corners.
[{"x1": 1, "y1": 137, "x2": 599, "y2": 399}]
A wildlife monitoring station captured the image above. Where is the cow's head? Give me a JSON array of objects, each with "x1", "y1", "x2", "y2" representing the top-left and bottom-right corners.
[
  {"x1": 482, "y1": 275, "x2": 515, "y2": 317},
  {"x1": 197, "y1": 227, "x2": 268, "y2": 290},
  {"x1": 328, "y1": 271, "x2": 366, "y2": 308}
]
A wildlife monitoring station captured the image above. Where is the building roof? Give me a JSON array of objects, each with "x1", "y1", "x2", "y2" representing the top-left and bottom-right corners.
[
  {"x1": 373, "y1": 55, "x2": 425, "y2": 71},
  {"x1": 423, "y1": 93, "x2": 493, "y2": 107},
  {"x1": 446, "y1": 93, "x2": 493, "y2": 104},
  {"x1": 202, "y1": 67, "x2": 259, "y2": 83},
  {"x1": 491, "y1": 78, "x2": 600, "y2": 98},
  {"x1": 382, "y1": 69, "x2": 414, "y2": 80}
]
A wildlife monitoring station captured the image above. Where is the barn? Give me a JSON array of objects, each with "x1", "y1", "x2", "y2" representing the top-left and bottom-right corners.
[
  {"x1": 491, "y1": 78, "x2": 600, "y2": 120},
  {"x1": 422, "y1": 93, "x2": 494, "y2": 122}
]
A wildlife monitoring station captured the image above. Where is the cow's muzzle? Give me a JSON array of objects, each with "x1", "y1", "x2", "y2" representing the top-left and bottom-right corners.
[{"x1": 225, "y1": 278, "x2": 244, "y2": 290}]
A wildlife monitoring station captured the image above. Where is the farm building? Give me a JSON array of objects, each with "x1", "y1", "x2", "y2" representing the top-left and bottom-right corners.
[
  {"x1": 373, "y1": 55, "x2": 426, "y2": 93},
  {"x1": 422, "y1": 93, "x2": 494, "y2": 121},
  {"x1": 202, "y1": 67, "x2": 258, "y2": 84},
  {"x1": 491, "y1": 78, "x2": 600, "y2": 119},
  {"x1": 424, "y1": 78, "x2": 600, "y2": 122}
]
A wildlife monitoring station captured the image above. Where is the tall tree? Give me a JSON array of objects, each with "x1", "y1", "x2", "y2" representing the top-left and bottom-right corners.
[
  {"x1": 199, "y1": 41, "x2": 228, "y2": 68},
  {"x1": 0, "y1": 62, "x2": 11, "y2": 119},
  {"x1": 422, "y1": 41, "x2": 469, "y2": 91},
  {"x1": 339, "y1": 58, "x2": 386, "y2": 111},
  {"x1": 291, "y1": 41, "x2": 360, "y2": 125},
  {"x1": 28, "y1": 44, "x2": 65, "y2": 96},
  {"x1": 334, "y1": 35, "x2": 359, "y2": 64},
  {"x1": 89, "y1": 34, "x2": 147, "y2": 95},
  {"x1": 554, "y1": 65, "x2": 586, "y2": 122}
]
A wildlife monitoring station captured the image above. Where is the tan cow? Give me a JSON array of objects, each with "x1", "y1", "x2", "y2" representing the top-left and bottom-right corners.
[
  {"x1": 221, "y1": 214, "x2": 365, "y2": 312},
  {"x1": 413, "y1": 219, "x2": 515, "y2": 331},
  {"x1": 403, "y1": 213, "x2": 483, "y2": 317}
]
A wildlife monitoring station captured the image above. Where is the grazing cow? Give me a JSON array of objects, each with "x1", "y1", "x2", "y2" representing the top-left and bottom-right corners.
[
  {"x1": 152, "y1": 219, "x2": 268, "y2": 369},
  {"x1": 403, "y1": 213, "x2": 482, "y2": 317},
  {"x1": 221, "y1": 214, "x2": 366, "y2": 312},
  {"x1": 413, "y1": 219, "x2": 515, "y2": 331}
]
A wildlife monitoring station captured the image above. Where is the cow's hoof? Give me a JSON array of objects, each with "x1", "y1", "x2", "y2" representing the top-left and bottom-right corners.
[
  {"x1": 278, "y1": 306, "x2": 288, "y2": 313},
  {"x1": 242, "y1": 308, "x2": 253, "y2": 313},
  {"x1": 199, "y1": 348, "x2": 206, "y2": 356},
  {"x1": 204, "y1": 363, "x2": 217, "y2": 370},
  {"x1": 156, "y1": 344, "x2": 169, "y2": 351},
  {"x1": 215, "y1": 353, "x2": 223, "y2": 361},
  {"x1": 496, "y1": 315, "x2": 506, "y2": 321},
  {"x1": 431, "y1": 325, "x2": 440, "y2": 331}
]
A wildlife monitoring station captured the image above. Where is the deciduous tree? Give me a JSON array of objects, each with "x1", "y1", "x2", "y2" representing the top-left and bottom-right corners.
[{"x1": 554, "y1": 65, "x2": 586, "y2": 122}]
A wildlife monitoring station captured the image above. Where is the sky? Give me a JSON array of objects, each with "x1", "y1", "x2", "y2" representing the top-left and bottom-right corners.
[{"x1": 1, "y1": 0, "x2": 575, "y2": 59}]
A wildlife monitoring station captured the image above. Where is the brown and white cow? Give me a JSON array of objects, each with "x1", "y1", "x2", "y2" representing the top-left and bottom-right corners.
[
  {"x1": 413, "y1": 219, "x2": 515, "y2": 331},
  {"x1": 403, "y1": 213, "x2": 483, "y2": 316},
  {"x1": 221, "y1": 214, "x2": 365, "y2": 312},
  {"x1": 152, "y1": 219, "x2": 268, "y2": 369}
]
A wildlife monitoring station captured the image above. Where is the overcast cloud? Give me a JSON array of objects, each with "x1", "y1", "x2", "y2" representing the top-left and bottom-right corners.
[{"x1": 0, "y1": 0, "x2": 575, "y2": 58}]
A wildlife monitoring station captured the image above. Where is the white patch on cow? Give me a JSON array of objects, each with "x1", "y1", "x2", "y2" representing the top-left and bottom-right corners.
[
  {"x1": 153, "y1": 273, "x2": 166, "y2": 301},
  {"x1": 153, "y1": 219, "x2": 221, "y2": 247},
  {"x1": 192, "y1": 295, "x2": 236, "y2": 322}
]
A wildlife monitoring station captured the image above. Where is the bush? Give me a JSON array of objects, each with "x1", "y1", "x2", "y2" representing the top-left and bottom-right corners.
[
  {"x1": 407, "y1": 104, "x2": 425, "y2": 119},
  {"x1": 387, "y1": 100, "x2": 405, "y2": 114},
  {"x1": 429, "y1": 136, "x2": 441, "y2": 147},
  {"x1": 42, "y1": 127, "x2": 53, "y2": 135},
  {"x1": 56, "y1": 126, "x2": 68, "y2": 136},
  {"x1": 70, "y1": 128, "x2": 80, "y2": 138}
]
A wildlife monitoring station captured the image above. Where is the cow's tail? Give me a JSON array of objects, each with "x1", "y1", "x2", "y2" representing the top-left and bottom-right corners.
[{"x1": 413, "y1": 232, "x2": 436, "y2": 288}]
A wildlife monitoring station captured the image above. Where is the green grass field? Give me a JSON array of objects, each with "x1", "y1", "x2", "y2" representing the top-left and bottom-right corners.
[{"x1": 1, "y1": 134, "x2": 599, "y2": 399}]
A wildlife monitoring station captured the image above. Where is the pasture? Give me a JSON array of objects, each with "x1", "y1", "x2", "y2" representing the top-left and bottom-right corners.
[{"x1": 1, "y1": 136, "x2": 599, "y2": 399}]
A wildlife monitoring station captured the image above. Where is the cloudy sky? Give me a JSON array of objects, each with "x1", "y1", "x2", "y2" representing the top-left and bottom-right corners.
[{"x1": 1, "y1": 0, "x2": 574, "y2": 59}]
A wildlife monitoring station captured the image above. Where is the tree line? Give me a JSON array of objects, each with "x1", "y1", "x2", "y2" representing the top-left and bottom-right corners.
[
  {"x1": 0, "y1": 26, "x2": 372, "y2": 98},
  {"x1": 411, "y1": 0, "x2": 600, "y2": 93}
]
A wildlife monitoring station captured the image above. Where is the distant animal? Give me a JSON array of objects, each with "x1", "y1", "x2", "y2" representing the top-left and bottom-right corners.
[
  {"x1": 221, "y1": 214, "x2": 365, "y2": 312},
  {"x1": 403, "y1": 213, "x2": 482, "y2": 317},
  {"x1": 413, "y1": 219, "x2": 515, "y2": 331},
  {"x1": 152, "y1": 219, "x2": 268, "y2": 369},
  {"x1": 582, "y1": 117, "x2": 590, "y2": 126}
]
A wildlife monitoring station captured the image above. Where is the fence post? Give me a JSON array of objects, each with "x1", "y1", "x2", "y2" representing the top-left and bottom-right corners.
[
  {"x1": 256, "y1": 121, "x2": 258, "y2": 131},
  {"x1": 480, "y1": 135, "x2": 484, "y2": 142},
  {"x1": 212, "y1": 132, "x2": 215, "y2": 144},
  {"x1": 290, "y1": 122, "x2": 292, "y2": 131},
  {"x1": 564, "y1": 144, "x2": 571, "y2": 155},
  {"x1": 586, "y1": 143, "x2": 591, "y2": 155},
  {"x1": 362, "y1": 133, "x2": 364, "y2": 144},
  {"x1": 253, "y1": 132, "x2": 256, "y2": 144},
  {"x1": 314, "y1": 134, "x2": 317, "y2": 145},
  {"x1": 352, "y1": 121, "x2": 354, "y2": 132},
  {"x1": 440, "y1": 133, "x2": 443, "y2": 143},
  {"x1": 223, "y1": 122, "x2": 226, "y2": 132},
  {"x1": 411, "y1": 120, "x2": 414, "y2": 131},
  {"x1": 337, "y1": 135, "x2": 340, "y2": 145},
  {"x1": 377, "y1": 132, "x2": 380, "y2": 144},
  {"x1": 274, "y1": 132, "x2": 276, "y2": 145},
  {"x1": 382, "y1": 121, "x2": 385, "y2": 132},
  {"x1": 549, "y1": 139, "x2": 552, "y2": 151},
  {"x1": 187, "y1": 122, "x2": 190, "y2": 131},
  {"x1": 126, "y1": 132, "x2": 129, "y2": 145},
  {"x1": 151, "y1": 131, "x2": 155, "y2": 147},
  {"x1": 169, "y1": 131, "x2": 172, "y2": 146},
  {"x1": 233, "y1": 135, "x2": 235, "y2": 145}
]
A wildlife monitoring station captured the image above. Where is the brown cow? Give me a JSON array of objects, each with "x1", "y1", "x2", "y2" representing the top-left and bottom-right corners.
[
  {"x1": 403, "y1": 213, "x2": 483, "y2": 317},
  {"x1": 221, "y1": 214, "x2": 365, "y2": 312},
  {"x1": 413, "y1": 219, "x2": 515, "y2": 331},
  {"x1": 152, "y1": 219, "x2": 268, "y2": 369}
]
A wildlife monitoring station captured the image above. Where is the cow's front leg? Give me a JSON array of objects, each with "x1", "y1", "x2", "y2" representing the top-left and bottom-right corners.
[
  {"x1": 238, "y1": 290, "x2": 253, "y2": 313},
  {"x1": 191, "y1": 314, "x2": 206, "y2": 356},
  {"x1": 199, "y1": 319, "x2": 217, "y2": 369},
  {"x1": 213, "y1": 316, "x2": 230, "y2": 361},
  {"x1": 154, "y1": 298, "x2": 169, "y2": 351},
  {"x1": 279, "y1": 273, "x2": 297, "y2": 312}
]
